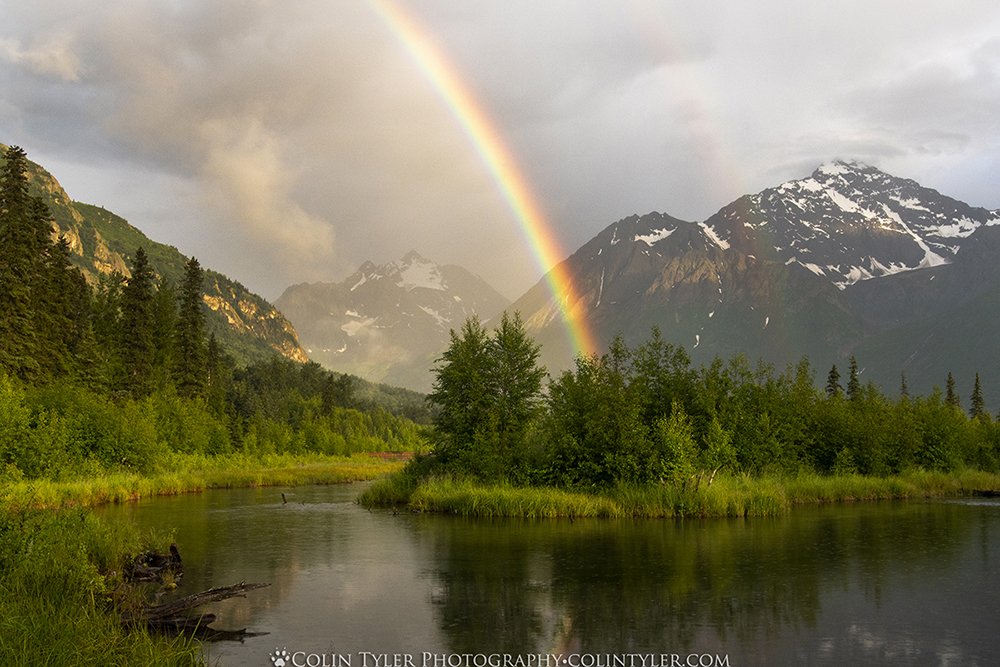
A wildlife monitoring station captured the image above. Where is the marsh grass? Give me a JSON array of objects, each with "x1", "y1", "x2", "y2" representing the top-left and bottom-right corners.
[
  {"x1": 406, "y1": 476, "x2": 622, "y2": 518},
  {"x1": 1, "y1": 452, "x2": 404, "y2": 512},
  {"x1": 0, "y1": 508, "x2": 203, "y2": 666},
  {"x1": 365, "y1": 469, "x2": 1000, "y2": 519}
]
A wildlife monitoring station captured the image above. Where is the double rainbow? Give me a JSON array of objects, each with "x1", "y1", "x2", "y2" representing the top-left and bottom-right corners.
[{"x1": 369, "y1": 0, "x2": 599, "y2": 359}]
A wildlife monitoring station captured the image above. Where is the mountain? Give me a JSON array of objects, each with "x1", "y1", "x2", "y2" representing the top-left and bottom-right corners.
[
  {"x1": 11, "y1": 145, "x2": 308, "y2": 364},
  {"x1": 276, "y1": 251, "x2": 509, "y2": 391},
  {"x1": 512, "y1": 160, "x2": 1000, "y2": 402}
]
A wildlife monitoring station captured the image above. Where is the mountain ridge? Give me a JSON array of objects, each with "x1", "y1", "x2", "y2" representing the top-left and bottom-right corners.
[
  {"x1": 7, "y1": 144, "x2": 309, "y2": 365},
  {"x1": 512, "y1": 160, "x2": 1000, "y2": 403},
  {"x1": 276, "y1": 251, "x2": 510, "y2": 391}
]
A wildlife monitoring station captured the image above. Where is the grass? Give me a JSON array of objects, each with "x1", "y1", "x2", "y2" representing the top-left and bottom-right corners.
[
  {"x1": 361, "y1": 469, "x2": 1000, "y2": 519},
  {"x1": 0, "y1": 508, "x2": 204, "y2": 666},
  {"x1": 0, "y1": 452, "x2": 405, "y2": 512}
]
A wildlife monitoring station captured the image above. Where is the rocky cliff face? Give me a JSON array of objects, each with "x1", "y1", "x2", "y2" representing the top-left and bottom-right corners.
[{"x1": 9, "y1": 145, "x2": 308, "y2": 364}]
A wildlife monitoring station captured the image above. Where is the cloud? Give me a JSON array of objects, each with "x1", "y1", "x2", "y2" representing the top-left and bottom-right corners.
[
  {"x1": 0, "y1": 33, "x2": 80, "y2": 81},
  {"x1": 198, "y1": 119, "x2": 335, "y2": 270},
  {"x1": 4, "y1": 0, "x2": 1000, "y2": 300}
]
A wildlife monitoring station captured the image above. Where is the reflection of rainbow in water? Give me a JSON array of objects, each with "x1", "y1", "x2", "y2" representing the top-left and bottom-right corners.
[{"x1": 369, "y1": 0, "x2": 599, "y2": 359}]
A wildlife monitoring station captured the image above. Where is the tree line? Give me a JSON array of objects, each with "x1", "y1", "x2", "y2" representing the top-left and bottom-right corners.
[
  {"x1": 426, "y1": 314, "x2": 1000, "y2": 488},
  {"x1": 0, "y1": 146, "x2": 424, "y2": 479}
]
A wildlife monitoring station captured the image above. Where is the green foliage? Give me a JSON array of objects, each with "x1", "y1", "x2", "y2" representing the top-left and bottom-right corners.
[
  {"x1": 428, "y1": 313, "x2": 545, "y2": 482},
  {"x1": 0, "y1": 508, "x2": 203, "y2": 665},
  {"x1": 174, "y1": 257, "x2": 206, "y2": 397},
  {"x1": 654, "y1": 403, "x2": 698, "y2": 487},
  {"x1": 411, "y1": 322, "x2": 1000, "y2": 491}
]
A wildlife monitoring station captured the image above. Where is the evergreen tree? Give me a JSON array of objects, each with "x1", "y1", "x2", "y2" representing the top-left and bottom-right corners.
[
  {"x1": 204, "y1": 332, "x2": 229, "y2": 416},
  {"x1": 825, "y1": 365, "x2": 842, "y2": 398},
  {"x1": 847, "y1": 356, "x2": 861, "y2": 401},
  {"x1": 0, "y1": 146, "x2": 42, "y2": 379},
  {"x1": 174, "y1": 257, "x2": 207, "y2": 397},
  {"x1": 118, "y1": 247, "x2": 155, "y2": 395},
  {"x1": 150, "y1": 277, "x2": 178, "y2": 388},
  {"x1": 42, "y1": 234, "x2": 96, "y2": 378},
  {"x1": 945, "y1": 372, "x2": 960, "y2": 409},
  {"x1": 970, "y1": 373, "x2": 986, "y2": 420},
  {"x1": 900, "y1": 372, "x2": 909, "y2": 399}
]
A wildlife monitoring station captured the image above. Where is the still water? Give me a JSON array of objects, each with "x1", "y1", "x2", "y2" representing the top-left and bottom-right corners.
[{"x1": 98, "y1": 485, "x2": 1000, "y2": 666}]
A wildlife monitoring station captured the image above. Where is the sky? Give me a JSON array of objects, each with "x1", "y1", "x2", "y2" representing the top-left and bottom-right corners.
[{"x1": 2, "y1": 1, "x2": 999, "y2": 301}]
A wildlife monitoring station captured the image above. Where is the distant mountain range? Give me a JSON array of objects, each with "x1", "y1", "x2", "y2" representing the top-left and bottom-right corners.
[
  {"x1": 276, "y1": 251, "x2": 509, "y2": 392},
  {"x1": 512, "y1": 160, "x2": 1000, "y2": 404},
  {"x1": 11, "y1": 145, "x2": 308, "y2": 364}
]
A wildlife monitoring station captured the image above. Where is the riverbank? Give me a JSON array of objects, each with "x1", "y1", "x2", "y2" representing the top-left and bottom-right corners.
[
  {"x1": 1, "y1": 452, "x2": 406, "y2": 512},
  {"x1": 359, "y1": 469, "x2": 1000, "y2": 518},
  {"x1": 0, "y1": 452, "x2": 405, "y2": 666}
]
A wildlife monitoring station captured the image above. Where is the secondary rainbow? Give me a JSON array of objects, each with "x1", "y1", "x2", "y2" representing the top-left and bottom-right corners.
[{"x1": 369, "y1": 0, "x2": 599, "y2": 358}]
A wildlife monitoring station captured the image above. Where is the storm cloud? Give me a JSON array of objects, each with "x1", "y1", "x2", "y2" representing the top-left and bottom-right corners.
[{"x1": 2, "y1": 1, "x2": 999, "y2": 300}]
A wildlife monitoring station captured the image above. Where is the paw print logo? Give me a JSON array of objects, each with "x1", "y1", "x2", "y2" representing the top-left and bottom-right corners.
[{"x1": 271, "y1": 647, "x2": 292, "y2": 666}]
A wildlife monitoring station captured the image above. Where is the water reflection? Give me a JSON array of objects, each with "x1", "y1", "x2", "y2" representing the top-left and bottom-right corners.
[{"x1": 99, "y1": 489, "x2": 1000, "y2": 665}]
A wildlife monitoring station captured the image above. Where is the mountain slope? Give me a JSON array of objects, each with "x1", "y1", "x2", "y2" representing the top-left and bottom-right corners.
[
  {"x1": 512, "y1": 161, "x2": 1000, "y2": 402},
  {"x1": 13, "y1": 145, "x2": 307, "y2": 364},
  {"x1": 276, "y1": 251, "x2": 509, "y2": 391}
]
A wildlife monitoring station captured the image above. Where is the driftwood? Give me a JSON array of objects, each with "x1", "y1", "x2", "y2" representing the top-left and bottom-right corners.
[
  {"x1": 119, "y1": 544, "x2": 270, "y2": 640},
  {"x1": 134, "y1": 581, "x2": 270, "y2": 622},
  {"x1": 123, "y1": 581, "x2": 270, "y2": 625}
]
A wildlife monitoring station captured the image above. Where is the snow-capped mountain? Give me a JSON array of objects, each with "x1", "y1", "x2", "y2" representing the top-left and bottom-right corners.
[
  {"x1": 275, "y1": 251, "x2": 509, "y2": 391},
  {"x1": 513, "y1": 161, "x2": 1000, "y2": 400},
  {"x1": 707, "y1": 161, "x2": 998, "y2": 288}
]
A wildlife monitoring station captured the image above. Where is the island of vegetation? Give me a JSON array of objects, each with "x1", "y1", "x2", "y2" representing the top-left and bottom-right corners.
[{"x1": 362, "y1": 311, "x2": 1000, "y2": 519}]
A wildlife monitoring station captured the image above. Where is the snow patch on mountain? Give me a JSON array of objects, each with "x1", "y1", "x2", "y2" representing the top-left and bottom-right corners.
[
  {"x1": 397, "y1": 255, "x2": 446, "y2": 292},
  {"x1": 699, "y1": 222, "x2": 730, "y2": 250},
  {"x1": 418, "y1": 305, "x2": 450, "y2": 328},
  {"x1": 635, "y1": 227, "x2": 675, "y2": 246},
  {"x1": 342, "y1": 316, "x2": 377, "y2": 337},
  {"x1": 933, "y1": 217, "x2": 979, "y2": 239}
]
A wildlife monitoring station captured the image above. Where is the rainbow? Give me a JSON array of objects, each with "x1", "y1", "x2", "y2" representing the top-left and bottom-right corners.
[{"x1": 368, "y1": 0, "x2": 599, "y2": 358}]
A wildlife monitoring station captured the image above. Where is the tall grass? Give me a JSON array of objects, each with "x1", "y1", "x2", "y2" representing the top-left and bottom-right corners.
[
  {"x1": 0, "y1": 452, "x2": 405, "y2": 512},
  {"x1": 407, "y1": 476, "x2": 622, "y2": 518},
  {"x1": 0, "y1": 508, "x2": 203, "y2": 665},
  {"x1": 365, "y1": 469, "x2": 1000, "y2": 519}
]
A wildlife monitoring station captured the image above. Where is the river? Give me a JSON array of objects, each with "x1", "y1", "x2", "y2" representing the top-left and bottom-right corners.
[{"x1": 98, "y1": 484, "x2": 1000, "y2": 666}]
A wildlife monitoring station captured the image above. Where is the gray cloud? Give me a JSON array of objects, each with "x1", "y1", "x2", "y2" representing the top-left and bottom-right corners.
[{"x1": 2, "y1": 0, "x2": 1000, "y2": 300}]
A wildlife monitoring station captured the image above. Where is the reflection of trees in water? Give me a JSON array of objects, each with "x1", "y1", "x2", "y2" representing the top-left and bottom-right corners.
[
  {"x1": 422, "y1": 504, "x2": 978, "y2": 654},
  {"x1": 419, "y1": 519, "x2": 552, "y2": 652}
]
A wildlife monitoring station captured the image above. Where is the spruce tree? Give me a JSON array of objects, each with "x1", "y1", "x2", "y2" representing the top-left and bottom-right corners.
[
  {"x1": 900, "y1": 372, "x2": 909, "y2": 399},
  {"x1": 0, "y1": 146, "x2": 42, "y2": 379},
  {"x1": 945, "y1": 372, "x2": 960, "y2": 409},
  {"x1": 119, "y1": 247, "x2": 156, "y2": 395},
  {"x1": 174, "y1": 256, "x2": 207, "y2": 397},
  {"x1": 846, "y1": 356, "x2": 861, "y2": 401},
  {"x1": 151, "y1": 277, "x2": 178, "y2": 389},
  {"x1": 970, "y1": 373, "x2": 986, "y2": 420},
  {"x1": 825, "y1": 365, "x2": 842, "y2": 398}
]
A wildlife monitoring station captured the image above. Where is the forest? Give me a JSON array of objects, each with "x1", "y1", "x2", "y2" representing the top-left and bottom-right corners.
[
  {"x1": 0, "y1": 145, "x2": 426, "y2": 484},
  {"x1": 418, "y1": 312, "x2": 1000, "y2": 490}
]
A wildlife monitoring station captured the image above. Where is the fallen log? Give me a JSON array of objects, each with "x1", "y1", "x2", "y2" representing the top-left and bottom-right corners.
[{"x1": 122, "y1": 581, "x2": 270, "y2": 629}]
